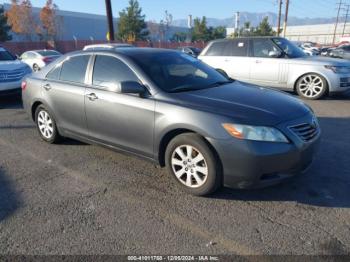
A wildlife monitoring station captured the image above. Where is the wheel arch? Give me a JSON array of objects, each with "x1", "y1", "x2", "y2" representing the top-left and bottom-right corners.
[{"x1": 157, "y1": 128, "x2": 223, "y2": 172}]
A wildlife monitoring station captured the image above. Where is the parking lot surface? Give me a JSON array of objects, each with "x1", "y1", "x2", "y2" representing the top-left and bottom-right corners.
[{"x1": 0, "y1": 92, "x2": 350, "y2": 255}]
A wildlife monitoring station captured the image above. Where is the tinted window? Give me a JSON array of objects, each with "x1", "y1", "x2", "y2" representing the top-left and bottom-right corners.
[
  {"x1": 92, "y1": 55, "x2": 139, "y2": 89},
  {"x1": 37, "y1": 50, "x2": 61, "y2": 56},
  {"x1": 0, "y1": 48, "x2": 16, "y2": 61},
  {"x1": 130, "y1": 51, "x2": 229, "y2": 92},
  {"x1": 46, "y1": 65, "x2": 61, "y2": 80},
  {"x1": 252, "y1": 39, "x2": 280, "y2": 58},
  {"x1": 205, "y1": 42, "x2": 226, "y2": 56},
  {"x1": 272, "y1": 38, "x2": 305, "y2": 58},
  {"x1": 223, "y1": 40, "x2": 248, "y2": 56},
  {"x1": 60, "y1": 55, "x2": 90, "y2": 84}
]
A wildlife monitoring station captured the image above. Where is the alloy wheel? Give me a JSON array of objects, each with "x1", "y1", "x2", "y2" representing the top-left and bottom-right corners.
[
  {"x1": 37, "y1": 110, "x2": 54, "y2": 139},
  {"x1": 171, "y1": 145, "x2": 208, "y2": 188},
  {"x1": 298, "y1": 74, "x2": 324, "y2": 99}
]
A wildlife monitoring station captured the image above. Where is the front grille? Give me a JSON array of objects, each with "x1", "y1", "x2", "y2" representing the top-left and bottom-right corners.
[
  {"x1": 0, "y1": 69, "x2": 26, "y2": 83},
  {"x1": 289, "y1": 122, "x2": 319, "y2": 142}
]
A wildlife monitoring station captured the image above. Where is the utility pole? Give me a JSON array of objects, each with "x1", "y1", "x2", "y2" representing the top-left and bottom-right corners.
[
  {"x1": 277, "y1": 0, "x2": 283, "y2": 36},
  {"x1": 343, "y1": 4, "x2": 350, "y2": 36},
  {"x1": 105, "y1": 0, "x2": 115, "y2": 41},
  {"x1": 333, "y1": 0, "x2": 343, "y2": 44},
  {"x1": 283, "y1": 0, "x2": 290, "y2": 37}
]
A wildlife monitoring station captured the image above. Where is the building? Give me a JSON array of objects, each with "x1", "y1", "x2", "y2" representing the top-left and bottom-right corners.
[
  {"x1": 280, "y1": 23, "x2": 350, "y2": 45},
  {"x1": 2, "y1": 3, "x2": 188, "y2": 42}
]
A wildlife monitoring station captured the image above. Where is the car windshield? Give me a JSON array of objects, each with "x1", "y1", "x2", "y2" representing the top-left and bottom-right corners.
[
  {"x1": 37, "y1": 50, "x2": 61, "y2": 56},
  {"x1": 0, "y1": 49, "x2": 16, "y2": 61},
  {"x1": 130, "y1": 51, "x2": 230, "y2": 93},
  {"x1": 272, "y1": 38, "x2": 306, "y2": 58}
]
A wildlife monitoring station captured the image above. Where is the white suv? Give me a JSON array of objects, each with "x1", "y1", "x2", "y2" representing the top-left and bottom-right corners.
[
  {"x1": 199, "y1": 37, "x2": 350, "y2": 99},
  {"x1": 0, "y1": 47, "x2": 32, "y2": 96}
]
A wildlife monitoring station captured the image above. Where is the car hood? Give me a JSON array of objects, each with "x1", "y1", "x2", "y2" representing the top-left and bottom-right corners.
[
  {"x1": 294, "y1": 55, "x2": 350, "y2": 66},
  {"x1": 0, "y1": 60, "x2": 28, "y2": 71},
  {"x1": 166, "y1": 82, "x2": 310, "y2": 126}
]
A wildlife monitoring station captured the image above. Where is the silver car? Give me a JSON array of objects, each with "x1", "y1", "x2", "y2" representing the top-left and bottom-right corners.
[
  {"x1": 22, "y1": 48, "x2": 320, "y2": 196},
  {"x1": 199, "y1": 37, "x2": 350, "y2": 99}
]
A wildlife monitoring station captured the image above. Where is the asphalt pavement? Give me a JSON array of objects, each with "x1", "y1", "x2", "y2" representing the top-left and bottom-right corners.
[{"x1": 0, "y1": 92, "x2": 349, "y2": 255}]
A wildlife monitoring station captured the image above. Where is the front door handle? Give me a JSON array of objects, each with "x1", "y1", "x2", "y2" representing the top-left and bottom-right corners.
[
  {"x1": 86, "y1": 93, "x2": 98, "y2": 101},
  {"x1": 43, "y1": 84, "x2": 51, "y2": 91}
]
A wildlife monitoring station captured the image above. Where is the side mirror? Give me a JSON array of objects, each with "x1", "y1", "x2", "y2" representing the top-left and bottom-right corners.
[
  {"x1": 119, "y1": 81, "x2": 146, "y2": 94},
  {"x1": 268, "y1": 50, "x2": 282, "y2": 58}
]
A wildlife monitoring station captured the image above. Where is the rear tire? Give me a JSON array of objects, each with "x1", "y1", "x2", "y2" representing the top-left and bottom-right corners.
[
  {"x1": 35, "y1": 105, "x2": 61, "y2": 144},
  {"x1": 296, "y1": 73, "x2": 328, "y2": 100},
  {"x1": 165, "y1": 133, "x2": 222, "y2": 196},
  {"x1": 33, "y1": 64, "x2": 40, "y2": 72}
]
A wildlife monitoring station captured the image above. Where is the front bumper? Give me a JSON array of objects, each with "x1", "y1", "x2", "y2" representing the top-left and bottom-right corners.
[{"x1": 208, "y1": 113, "x2": 321, "y2": 189}]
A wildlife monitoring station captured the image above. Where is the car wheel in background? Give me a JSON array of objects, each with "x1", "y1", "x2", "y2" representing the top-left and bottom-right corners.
[
  {"x1": 33, "y1": 64, "x2": 40, "y2": 72},
  {"x1": 296, "y1": 73, "x2": 328, "y2": 100},
  {"x1": 165, "y1": 133, "x2": 222, "y2": 196},
  {"x1": 35, "y1": 105, "x2": 61, "y2": 144}
]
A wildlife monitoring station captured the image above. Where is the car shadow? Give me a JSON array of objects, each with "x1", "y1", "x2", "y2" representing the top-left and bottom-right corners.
[
  {"x1": 0, "y1": 94, "x2": 23, "y2": 109},
  {"x1": 211, "y1": 116, "x2": 350, "y2": 208},
  {"x1": 0, "y1": 167, "x2": 21, "y2": 221}
]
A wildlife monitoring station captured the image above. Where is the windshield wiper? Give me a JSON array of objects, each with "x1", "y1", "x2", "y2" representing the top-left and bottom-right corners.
[
  {"x1": 170, "y1": 85, "x2": 202, "y2": 93},
  {"x1": 205, "y1": 80, "x2": 234, "y2": 88}
]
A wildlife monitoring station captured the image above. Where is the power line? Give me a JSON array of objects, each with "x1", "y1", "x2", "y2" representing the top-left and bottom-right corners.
[
  {"x1": 283, "y1": 0, "x2": 290, "y2": 37},
  {"x1": 342, "y1": 4, "x2": 350, "y2": 36},
  {"x1": 333, "y1": 0, "x2": 344, "y2": 44}
]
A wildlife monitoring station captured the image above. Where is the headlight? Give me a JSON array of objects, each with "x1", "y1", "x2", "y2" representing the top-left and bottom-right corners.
[
  {"x1": 325, "y1": 65, "x2": 350, "y2": 74},
  {"x1": 222, "y1": 123, "x2": 289, "y2": 143}
]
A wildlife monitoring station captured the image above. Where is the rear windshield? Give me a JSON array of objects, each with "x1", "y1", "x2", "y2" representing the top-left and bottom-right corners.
[
  {"x1": 37, "y1": 50, "x2": 61, "y2": 56},
  {"x1": 0, "y1": 49, "x2": 16, "y2": 61}
]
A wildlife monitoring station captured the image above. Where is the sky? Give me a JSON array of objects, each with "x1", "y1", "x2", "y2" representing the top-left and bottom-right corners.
[{"x1": 0, "y1": 0, "x2": 337, "y2": 21}]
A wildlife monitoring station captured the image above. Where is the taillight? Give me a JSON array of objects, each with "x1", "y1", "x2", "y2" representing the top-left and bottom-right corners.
[
  {"x1": 21, "y1": 81, "x2": 27, "y2": 90},
  {"x1": 42, "y1": 57, "x2": 51, "y2": 63}
]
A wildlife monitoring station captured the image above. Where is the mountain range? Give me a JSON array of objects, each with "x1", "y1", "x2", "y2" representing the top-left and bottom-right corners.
[{"x1": 172, "y1": 12, "x2": 338, "y2": 28}]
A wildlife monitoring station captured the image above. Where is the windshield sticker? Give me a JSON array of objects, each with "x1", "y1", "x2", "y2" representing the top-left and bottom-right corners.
[{"x1": 238, "y1": 42, "x2": 244, "y2": 47}]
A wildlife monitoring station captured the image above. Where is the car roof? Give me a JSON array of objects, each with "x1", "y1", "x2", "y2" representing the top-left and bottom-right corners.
[
  {"x1": 83, "y1": 43, "x2": 135, "y2": 50},
  {"x1": 209, "y1": 36, "x2": 282, "y2": 44}
]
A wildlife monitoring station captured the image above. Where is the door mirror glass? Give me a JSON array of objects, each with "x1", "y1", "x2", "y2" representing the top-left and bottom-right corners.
[
  {"x1": 118, "y1": 81, "x2": 145, "y2": 94},
  {"x1": 268, "y1": 50, "x2": 282, "y2": 58}
]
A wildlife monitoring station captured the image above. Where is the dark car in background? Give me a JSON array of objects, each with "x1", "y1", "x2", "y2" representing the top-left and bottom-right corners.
[
  {"x1": 329, "y1": 45, "x2": 350, "y2": 59},
  {"x1": 22, "y1": 48, "x2": 320, "y2": 196},
  {"x1": 177, "y1": 46, "x2": 202, "y2": 58}
]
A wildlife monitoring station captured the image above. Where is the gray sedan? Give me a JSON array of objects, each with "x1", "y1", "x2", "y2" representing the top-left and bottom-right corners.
[{"x1": 22, "y1": 48, "x2": 320, "y2": 196}]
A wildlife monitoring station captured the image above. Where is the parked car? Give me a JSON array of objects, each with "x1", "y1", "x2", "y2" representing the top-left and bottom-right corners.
[
  {"x1": 83, "y1": 43, "x2": 135, "y2": 51},
  {"x1": 177, "y1": 46, "x2": 202, "y2": 58},
  {"x1": 22, "y1": 48, "x2": 320, "y2": 196},
  {"x1": 199, "y1": 37, "x2": 350, "y2": 100},
  {"x1": 0, "y1": 47, "x2": 32, "y2": 96},
  {"x1": 301, "y1": 42, "x2": 320, "y2": 54},
  {"x1": 320, "y1": 47, "x2": 332, "y2": 56},
  {"x1": 20, "y1": 50, "x2": 62, "y2": 72},
  {"x1": 328, "y1": 45, "x2": 350, "y2": 59}
]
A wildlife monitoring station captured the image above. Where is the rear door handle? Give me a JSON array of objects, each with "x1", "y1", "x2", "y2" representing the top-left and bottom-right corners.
[
  {"x1": 43, "y1": 84, "x2": 51, "y2": 91},
  {"x1": 86, "y1": 93, "x2": 98, "y2": 101}
]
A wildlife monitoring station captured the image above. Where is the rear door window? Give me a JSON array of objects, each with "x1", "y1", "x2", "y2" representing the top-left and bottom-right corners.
[
  {"x1": 222, "y1": 40, "x2": 248, "y2": 56},
  {"x1": 60, "y1": 55, "x2": 90, "y2": 84}
]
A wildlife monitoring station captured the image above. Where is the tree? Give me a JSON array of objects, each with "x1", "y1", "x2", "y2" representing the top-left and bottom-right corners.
[
  {"x1": 40, "y1": 0, "x2": 58, "y2": 40},
  {"x1": 171, "y1": 31, "x2": 187, "y2": 42},
  {"x1": 6, "y1": 0, "x2": 35, "y2": 40},
  {"x1": 117, "y1": 0, "x2": 149, "y2": 42},
  {"x1": 254, "y1": 17, "x2": 275, "y2": 36},
  {"x1": 209, "y1": 26, "x2": 226, "y2": 40},
  {"x1": 0, "y1": 6, "x2": 12, "y2": 41},
  {"x1": 192, "y1": 16, "x2": 210, "y2": 41}
]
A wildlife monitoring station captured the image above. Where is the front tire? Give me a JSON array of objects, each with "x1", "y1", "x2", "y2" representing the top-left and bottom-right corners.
[
  {"x1": 165, "y1": 133, "x2": 222, "y2": 196},
  {"x1": 35, "y1": 105, "x2": 61, "y2": 144},
  {"x1": 296, "y1": 73, "x2": 328, "y2": 100},
  {"x1": 33, "y1": 64, "x2": 40, "y2": 72}
]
